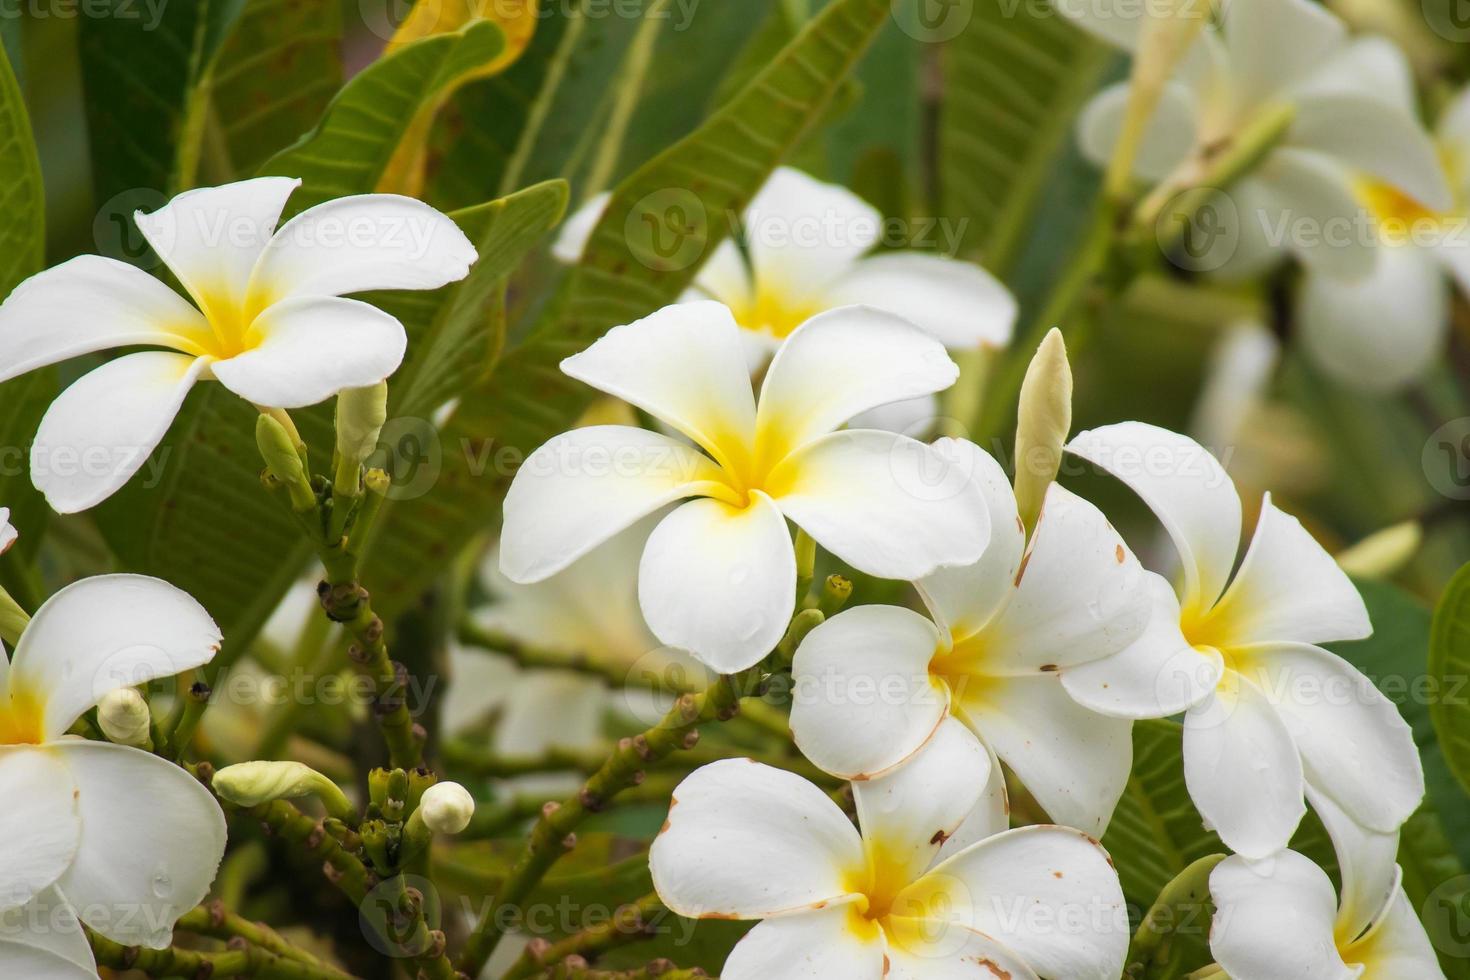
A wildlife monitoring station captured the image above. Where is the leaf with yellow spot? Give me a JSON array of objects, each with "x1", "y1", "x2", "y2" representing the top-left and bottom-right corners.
[{"x1": 378, "y1": 0, "x2": 542, "y2": 196}]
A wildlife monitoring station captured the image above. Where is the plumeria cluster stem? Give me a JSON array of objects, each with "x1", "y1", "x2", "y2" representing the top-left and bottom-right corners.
[
  {"x1": 503, "y1": 893, "x2": 667, "y2": 980},
  {"x1": 88, "y1": 927, "x2": 358, "y2": 980}
]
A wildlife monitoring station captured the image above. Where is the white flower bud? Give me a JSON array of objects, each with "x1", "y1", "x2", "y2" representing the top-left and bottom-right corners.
[
  {"x1": 419, "y1": 782, "x2": 475, "y2": 835},
  {"x1": 213, "y1": 761, "x2": 354, "y2": 820},
  {"x1": 335, "y1": 382, "x2": 389, "y2": 465},
  {"x1": 1013, "y1": 328, "x2": 1073, "y2": 534},
  {"x1": 97, "y1": 688, "x2": 151, "y2": 747}
]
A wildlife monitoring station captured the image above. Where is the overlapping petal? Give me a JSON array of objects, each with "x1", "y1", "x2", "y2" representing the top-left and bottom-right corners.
[
  {"x1": 1208, "y1": 850, "x2": 1353, "y2": 980},
  {"x1": 721, "y1": 904, "x2": 885, "y2": 980},
  {"x1": 1308, "y1": 787, "x2": 1400, "y2": 946},
  {"x1": 744, "y1": 168, "x2": 880, "y2": 299},
  {"x1": 1223, "y1": 0, "x2": 1346, "y2": 111},
  {"x1": 0, "y1": 889, "x2": 95, "y2": 976},
  {"x1": 824, "y1": 254, "x2": 1018, "y2": 350},
  {"x1": 1292, "y1": 94, "x2": 1452, "y2": 213},
  {"x1": 1344, "y1": 889, "x2": 1446, "y2": 977},
  {"x1": 884, "y1": 918, "x2": 1039, "y2": 980},
  {"x1": 1077, "y1": 80, "x2": 1198, "y2": 181},
  {"x1": 0, "y1": 750, "x2": 78, "y2": 912}
]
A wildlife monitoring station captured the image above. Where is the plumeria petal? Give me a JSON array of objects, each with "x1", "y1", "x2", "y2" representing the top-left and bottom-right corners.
[
  {"x1": 744, "y1": 167, "x2": 880, "y2": 300},
  {"x1": 915, "y1": 438, "x2": 1025, "y2": 640},
  {"x1": 1292, "y1": 94, "x2": 1452, "y2": 212},
  {"x1": 978, "y1": 484, "x2": 1150, "y2": 674},
  {"x1": 1344, "y1": 888, "x2": 1445, "y2": 977},
  {"x1": 692, "y1": 240, "x2": 756, "y2": 313},
  {"x1": 500, "y1": 425, "x2": 729, "y2": 583},
  {"x1": 0, "y1": 508, "x2": 15, "y2": 556},
  {"x1": 0, "y1": 888, "x2": 95, "y2": 974},
  {"x1": 1048, "y1": 0, "x2": 1145, "y2": 50},
  {"x1": 1182, "y1": 676, "x2": 1306, "y2": 859},
  {"x1": 1213, "y1": 175, "x2": 1290, "y2": 282},
  {"x1": 247, "y1": 193, "x2": 476, "y2": 312},
  {"x1": 852, "y1": 719, "x2": 990, "y2": 888},
  {"x1": 651, "y1": 759, "x2": 864, "y2": 919},
  {"x1": 52, "y1": 740, "x2": 226, "y2": 948},
  {"x1": 1298, "y1": 245, "x2": 1449, "y2": 393},
  {"x1": 1208, "y1": 850, "x2": 1355, "y2": 980},
  {"x1": 1077, "y1": 80, "x2": 1198, "y2": 181},
  {"x1": 493, "y1": 670, "x2": 606, "y2": 757},
  {"x1": 824, "y1": 253, "x2": 1018, "y2": 350},
  {"x1": 559, "y1": 302, "x2": 757, "y2": 470},
  {"x1": 1223, "y1": 0, "x2": 1346, "y2": 111},
  {"x1": 884, "y1": 918, "x2": 1040, "y2": 980},
  {"x1": 133, "y1": 176, "x2": 301, "y2": 324},
  {"x1": 847, "y1": 394, "x2": 941, "y2": 437},
  {"x1": 31, "y1": 352, "x2": 210, "y2": 514},
  {"x1": 936, "y1": 738, "x2": 1010, "y2": 863},
  {"x1": 209, "y1": 295, "x2": 406, "y2": 409},
  {"x1": 957, "y1": 675, "x2": 1132, "y2": 837},
  {"x1": 756, "y1": 307, "x2": 960, "y2": 461},
  {"x1": 789, "y1": 604, "x2": 948, "y2": 781},
  {"x1": 0, "y1": 255, "x2": 213, "y2": 381},
  {"x1": 900, "y1": 826, "x2": 1128, "y2": 980},
  {"x1": 1067, "y1": 422, "x2": 1241, "y2": 614},
  {"x1": 1307, "y1": 786, "x2": 1400, "y2": 946},
  {"x1": 1241, "y1": 643, "x2": 1422, "y2": 834},
  {"x1": 0, "y1": 749, "x2": 78, "y2": 913},
  {"x1": 8, "y1": 574, "x2": 221, "y2": 741},
  {"x1": 721, "y1": 904, "x2": 886, "y2": 980},
  {"x1": 0, "y1": 939, "x2": 96, "y2": 979},
  {"x1": 1255, "y1": 148, "x2": 1377, "y2": 281},
  {"x1": 1204, "y1": 494, "x2": 1372, "y2": 646},
  {"x1": 1061, "y1": 574, "x2": 1222, "y2": 719},
  {"x1": 1296, "y1": 37, "x2": 1417, "y2": 111},
  {"x1": 551, "y1": 192, "x2": 610, "y2": 264},
  {"x1": 638, "y1": 493, "x2": 795, "y2": 673},
  {"x1": 769, "y1": 430, "x2": 988, "y2": 581}
]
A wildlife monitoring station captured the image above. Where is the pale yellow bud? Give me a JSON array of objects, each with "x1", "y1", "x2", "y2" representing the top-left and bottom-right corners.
[
  {"x1": 1013, "y1": 328, "x2": 1073, "y2": 534},
  {"x1": 335, "y1": 382, "x2": 389, "y2": 466},
  {"x1": 1337, "y1": 521, "x2": 1422, "y2": 581},
  {"x1": 97, "y1": 688, "x2": 151, "y2": 748},
  {"x1": 213, "y1": 761, "x2": 354, "y2": 820},
  {"x1": 419, "y1": 781, "x2": 475, "y2": 835}
]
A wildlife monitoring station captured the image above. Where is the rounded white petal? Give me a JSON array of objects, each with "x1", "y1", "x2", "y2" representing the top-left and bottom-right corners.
[
  {"x1": 52, "y1": 740, "x2": 226, "y2": 948},
  {"x1": 1182, "y1": 677, "x2": 1306, "y2": 859},
  {"x1": 1208, "y1": 850, "x2": 1353, "y2": 980},
  {"x1": 692, "y1": 240, "x2": 755, "y2": 313},
  {"x1": 744, "y1": 167, "x2": 880, "y2": 300},
  {"x1": 650, "y1": 759, "x2": 864, "y2": 919},
  {"x1": 0, "y1": 888, "x2": 96, "y2": 974},
  {"x1": 0, "y1": 939, "x2": 97, "y2": 979},
  {"x1": 493, "y1": 670, "x2": 606, "y2": 757},
  {"x1": 0, "y1": 256, "x2": 213, "y2": 382},
  {"x1": 1062, "y1": 574, "x2": 1223, "y2": 719},
  {"x1": 979, "y1": 484, "x2": 1151, "y2": 673},
  {"x1": 769, "y1": 430, "x2": 989, "y2": 581},
  {"x1": 853, "y1": 719, "x2": 990, "y2": 888},
  {"x1": 916, "y1": 439, "x2": 1024, "y2": 640},
  {"x1": 0, "y1": 508, "x2": 16, "y2": 557},
  {"x1": 0, "y1": 750, "x2": 78, "y2": 913},
  {"x1": 1253, "y1": 148, "x2": 1378, "y2": 281},
  {"x1": 1307, "y1": 786, "x2": 1400, "y2": 946},
  {"x1": 1243, "y1": 643, "x2": 1422, "y2": 834},
  {"x1": 638, "y1": 493, "x2": 795, "y2": 674},
  {"x1": 1206, "y1": 494, "x2": 1372, "y2": 647},
  {"x1": 900, "y1": 826, "x2": 1128, "y2": 980},
  {"x1": 134, "y1": 177, "x2": 301, "y2": 322},
  {"x1": 210, "y1": 295, "x2": 406, "y2": 409},
  {"x1": 1291, "y1": 95, "x2": 1451, "y2": 213},
  {"x1": 756, "y1": 307, "x2": 960, "y2": 461},
  {"x1": 247, "y1": 193, "x2": 476, "y2": 310},
  {"x1": 847, "y1": 394, "x2": 942, "y2": 438},
  {"x1": 1223, "y1": 0, "x2": 1346, "y2": 110},
  {"x1": 790, "y1": 604, "x2": 948, "y2": 781},
  {"x1": 885, "y1": 918, "x2": 1040, "y2": 980},
  {"x1": 1076, "y1": 81, "x2": 1198, "y2": 181},
  {"x1": 957, "y1": 676, "x2": 1132, "y2": 837},
  {"x1": 824, "y1": 253, "x2": 1017, "y2": 350},
  {"x1": 551, "y1": 192, "x2": 610, "y2": 264},
  {"x1": 1212, "y1": 175, "x2": 1290, "y2": 282},
  {"x1": 1297, "y1": 36, "x2": 1417, "y2": 112},
  {"x1": 500, "y1": 425, "x2": 727, "y2": 583},
  {"x1": 31, "y1": 351, "x2": 208, "y2": 514},
  {"x1": 1344, "y1": 888, "x2": 1445, "y2": 978},
  {"x1": 1067, "y1": 421, "x2": 1241, "y2": 614},
  {"x1": 935, "y1": 738, "x2": 1011, "y2": 864},
  {"x1": 559, "y1": 301, "x2": 757, "y2": 470},
  {"x1": 1298, "y1": 245, "x2": 1448, "y2": 393},
  {"x1": 9, "y1": 574, "x2": 221, "y2": 741},
  {"x1": 722, "y1": 904, "x2": 886, "y2": 980}
]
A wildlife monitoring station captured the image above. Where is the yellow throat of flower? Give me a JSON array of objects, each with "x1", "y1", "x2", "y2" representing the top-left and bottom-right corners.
[
  {"x1": 1354, "y1": 173, "x2": 1452, "y2": 246},
  {"x1": 0, "y1": 684, "x2": 47, "y2": 745},
  {"x1": 734, "y1": 287, "x2": 827, "y2": 342}
]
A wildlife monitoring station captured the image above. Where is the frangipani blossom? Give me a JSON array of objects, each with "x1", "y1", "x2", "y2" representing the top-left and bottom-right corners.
[
  {"x1": 790, "y1": 438, "x2": 1154, "y2": 835},
  {"x1": 1208, "y1": 788, "x2": 1445, "y2": 979},
  {"x1": 0, "y1": 575, "x2": 228, "y2": 977},
  {"x1": 1297, "y1": 74, "x2": 1470, "y2": 392},
  {"x1": 1066, "y1": 422, "x2": 1422, "y2": 859},
  {"x1": 555, "y1": 168, "x2": 1016, "y2": 431},
  {"x1": 0, "y1": 507, "x2": 14, "y2": 556},
  {"x1": 1065, "y1": 0, "x2": 1450, "y2": 280},
  {"x1": 0, "y1": 176, "x2": 477, "y2": 513},
  {"x1": 651, "y1": 719, "x2": 1129, "y2": 980},
  {"x1": 499, "y1": 300, "x2": 991, "y2": 673}
]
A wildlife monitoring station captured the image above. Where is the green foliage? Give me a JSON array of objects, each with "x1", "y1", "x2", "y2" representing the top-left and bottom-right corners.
[
  {"x1": 1124, "y1": 853, "x2": 1224, "y2": 980},
  {"x1": 1430, "y1": 562, "x2": 1470, "y2": 800}
]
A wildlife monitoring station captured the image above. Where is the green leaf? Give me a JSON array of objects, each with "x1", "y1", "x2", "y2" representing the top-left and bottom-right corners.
[
  {"x1": 258, "y1": 21, "x2": 507, "y2": 217},
  {"x1": 207, "y1": 0, "x2": 344, "y2": 178},
  {"x1": 78, "y1": 0, "x2": 248, "y2": 199},
  {"x1": 938, "y1": 0, "x2": 1112, "y2": 274},
  {"x1": 1430, "y1": 562, "x2": 1470, "y2": 800},
  {"x1": 1399, "y1": 797, "x2": 1470, "y2": 980},
  {"x1": 1124, "y1": 853, "x2": 1224, "y2": 980},
  {"x1": 354, "y1": 0, "x2": 895, "y2": 619}
]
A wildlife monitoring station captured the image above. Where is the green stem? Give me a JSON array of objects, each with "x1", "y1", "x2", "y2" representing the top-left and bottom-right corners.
[
  {"x1": 177, "y1": 901, "x2": 337, "y2": 971},
  {"x1": 88, "y1": 929, "x2": 356, "y2": 979},
  {"x1": 503, "y1": 893, "x2": 666, "y2": 980},
  {"x1": 582, "y1": 0, "x2": 673, "y2": 199},
  {"x1": 0, "y1": 581, "x2": 29, "y2": 646}
]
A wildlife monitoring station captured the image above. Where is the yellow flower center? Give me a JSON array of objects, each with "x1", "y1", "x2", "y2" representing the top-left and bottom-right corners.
[
  {"x1": 0, "y1": 685, "x2": 47, "y2": 745},
  {"x1": 927, "y1": 631, "x2": 1004, "y2": 709},
  {"x1": 190, "y1": 289, "x2": 261, "y2": 360},
  {"x1": 731, "y1": 287, "x2": 827, "y2": 342},
  {"x1": 1354, "y1": 149, "x2": 1459, "y2": 245}
]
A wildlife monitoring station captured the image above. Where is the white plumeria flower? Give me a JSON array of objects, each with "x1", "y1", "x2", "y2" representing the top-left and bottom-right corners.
[
  {"x1": 499, "y1": 300, "x2": 991, "y2": 673},
  {"x1": 1064, "y1": 0, "x2": 1450, "y2": 280},
  {"x1": 1208, "y1": 788, "x2": 1445, "y2": 979},
  {"x1": 1297, "y1": 74, "x2": 1470, "y2": 392},
  {"x1": 555, "y1": 168, "x2": 1017, "y2": 432},
  {"x1": 789, "y1": 437, "x2": 1154, "y2": 835},
  {"x1": 0, "y1": 575, "x2": 228, "y2": 977},
  {"x1": 0, "y1": 507, "x2": 15, "y2": 556},
  {"x1": 0, "y1": 176, "x2": 477, "y2": 513},
  {"x1": 1065, "y1": 422, "x2": 1423, "y2": 859},
  {"x1": 651, "y1": 719, "x2": 1130, "y2": 980}
]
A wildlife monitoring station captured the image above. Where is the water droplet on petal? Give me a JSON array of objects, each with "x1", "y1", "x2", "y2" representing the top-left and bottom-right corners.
[{"x1": 150, "y1": 865, "x2": 173, "y2": 899}]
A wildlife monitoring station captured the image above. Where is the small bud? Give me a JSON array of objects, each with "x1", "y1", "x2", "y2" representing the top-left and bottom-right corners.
[
  {"x1": 256, "y1": 414, "x2": 315, "y2": 511},
  {"x1": 97, "y1": 688, "x2": 151, "y2": 748},
  {"x1": 335, "y1": 382, "x2": 389, "y2": 482},
  {"x1": 1013, "y1": 328, "x2": 1073, "y2": 535},
  {"x1": 1338, "y1": 521, "x2": 1422, "y2": 580},
  {"x1": 213, "y1": 761, "x2": 355, "y2": 821},
  {"x1": 418, "y1": 782, "x2": 475, "y2": 835}
]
